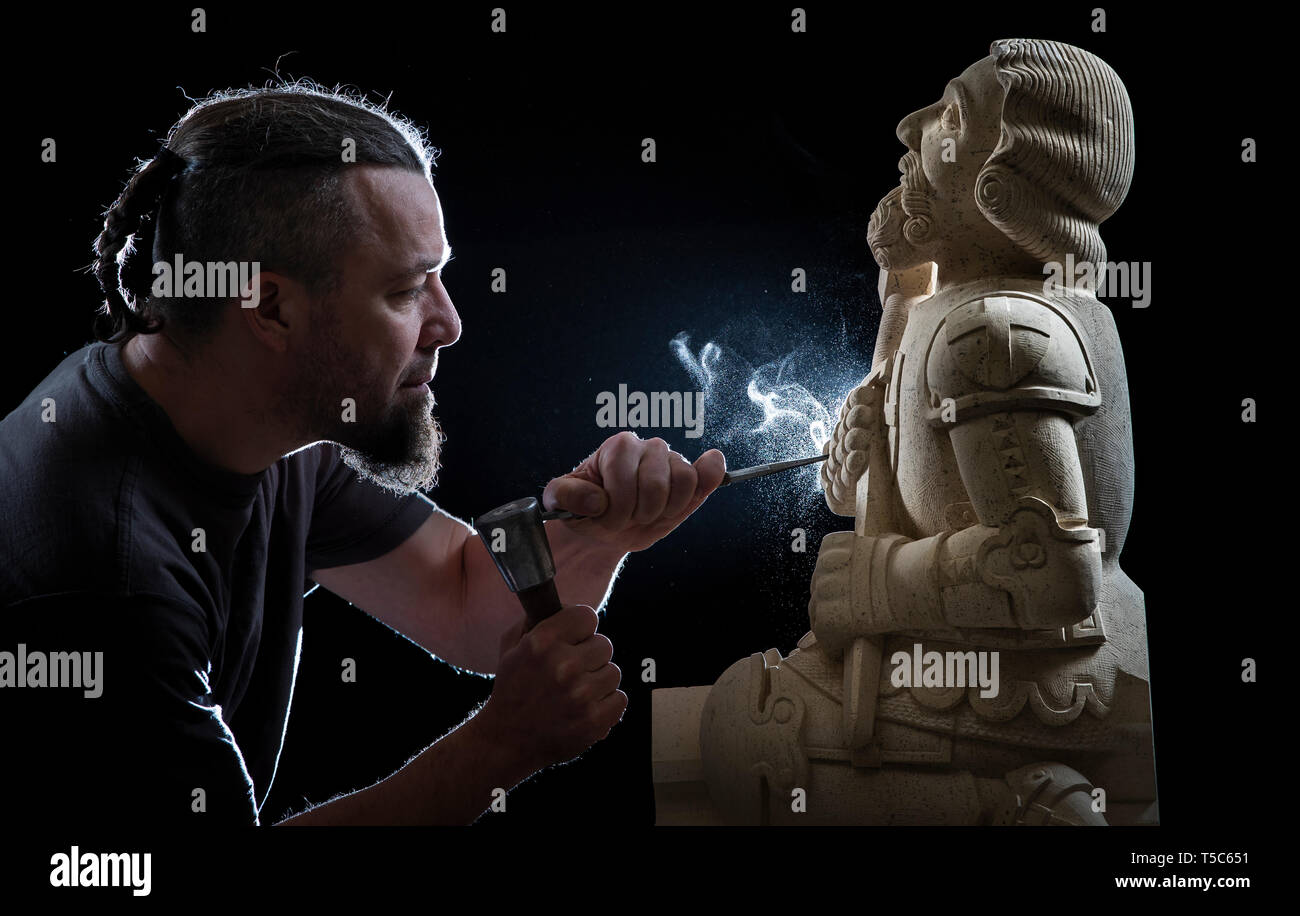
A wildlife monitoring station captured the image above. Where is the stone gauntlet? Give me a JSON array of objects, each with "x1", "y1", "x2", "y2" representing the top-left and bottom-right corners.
[
  {"x1": 821, "y1": 379, "x2": 884, "y2": 517},
  {"x1": 808, "y1": 497, "x2": 1102, "y2": 654}
]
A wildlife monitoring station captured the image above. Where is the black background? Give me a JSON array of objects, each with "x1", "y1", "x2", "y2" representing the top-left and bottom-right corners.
[{"x1": 6, "y1": 0, "x2": 1276, "y2": 898}]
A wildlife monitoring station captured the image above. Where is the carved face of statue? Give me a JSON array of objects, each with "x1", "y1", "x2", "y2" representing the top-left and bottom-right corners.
[
  {"x1": 868, "y1": 55, "x2": 1004, "y2": 271},
  {"x1": 897, "y1": 55, "x2": 1003, "y2": 205}
]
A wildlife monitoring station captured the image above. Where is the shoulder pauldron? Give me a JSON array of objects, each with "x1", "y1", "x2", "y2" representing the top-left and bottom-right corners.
[{"x1": 923, "y1": 293, "x2": 1101, "y2": 428}]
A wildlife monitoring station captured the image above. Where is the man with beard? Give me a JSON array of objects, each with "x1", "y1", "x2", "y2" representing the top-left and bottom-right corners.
[
  {"x1": 697, "y1": 39, "x2": 1156, "y2": 825},
  {"x1": 0, "y1": 83, "x2": 725, "y2": 824}
]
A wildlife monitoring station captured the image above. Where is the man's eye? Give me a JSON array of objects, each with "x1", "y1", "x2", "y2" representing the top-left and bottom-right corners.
[
  {"x1": 395, "y1": 287, "x2": 422, "y2": 302},
  {"x1": 940, "y1": 102, "x2": 960, "y2": 130}
]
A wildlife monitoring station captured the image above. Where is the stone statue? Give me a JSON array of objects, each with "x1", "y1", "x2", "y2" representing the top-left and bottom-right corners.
[{"x1": 652, "y1": 38, "x2": 1157, "y2": 825}]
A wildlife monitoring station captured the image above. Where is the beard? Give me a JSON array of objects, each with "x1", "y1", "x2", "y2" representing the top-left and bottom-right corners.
[
  {"x1": 283, "y1": 304, "x2": 446, "y2": 498},
  {"x1": 336, "y1": 385, "x2": 445, "y2": 497},
  {"x1": 867, "y1": 151, "x2": 940, "y2": 271}
]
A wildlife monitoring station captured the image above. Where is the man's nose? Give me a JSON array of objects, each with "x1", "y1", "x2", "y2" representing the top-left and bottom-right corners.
[{"x1": 421, "y1": 275, "x2": 462, "y2": 350}]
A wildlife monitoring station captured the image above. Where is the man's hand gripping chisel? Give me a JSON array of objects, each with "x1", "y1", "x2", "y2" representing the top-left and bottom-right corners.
[{"x1": 475, "y1": 453, "x2": 828, "y2": 629}]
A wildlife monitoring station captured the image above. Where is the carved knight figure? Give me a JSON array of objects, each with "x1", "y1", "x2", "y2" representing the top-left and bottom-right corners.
[{"x1": 661, "y1": 38, "x2": 1157, "y2": 825}]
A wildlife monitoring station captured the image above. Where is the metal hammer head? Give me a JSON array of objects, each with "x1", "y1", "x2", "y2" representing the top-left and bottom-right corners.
[{"x1": 475, "y1": 497, "x2": 557, "y2": 593}]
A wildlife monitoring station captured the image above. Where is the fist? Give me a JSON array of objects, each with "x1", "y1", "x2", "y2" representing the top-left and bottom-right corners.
[
  {"x1": 821, "y1": 384, "x2": 881, "y2": 516},
  {"x1": 544, "y1": 432, "x2": 726, "y2": 553},
  {"x1": 808, "y1": 531, "x2": 856, "y2": 647},
  {"x1": 484, "y1": 604, "x2": 628, "y2": 772}
]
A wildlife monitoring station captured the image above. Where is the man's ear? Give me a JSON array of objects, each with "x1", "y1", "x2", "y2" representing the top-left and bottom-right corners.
[{"x1": 240, "y1": 270, "x2": 303, "y2": 354}]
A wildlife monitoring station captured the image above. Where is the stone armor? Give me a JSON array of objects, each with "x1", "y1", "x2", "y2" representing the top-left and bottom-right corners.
[{"x1": 697, "y1": 277, "x2": 1156, "y2": 825}]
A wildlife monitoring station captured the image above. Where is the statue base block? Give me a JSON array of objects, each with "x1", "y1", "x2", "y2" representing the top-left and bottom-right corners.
[{"x1": 651, "y1": 686, "x2": 726, "y2": 825}]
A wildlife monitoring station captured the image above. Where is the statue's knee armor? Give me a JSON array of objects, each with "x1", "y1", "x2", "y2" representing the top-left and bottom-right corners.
[
  {"x1": 993, "y1": 762, "x2": 1108, "y2": 825},
  {"x1": 699, "y1": 651, "x2": 808, "y2": 824}
]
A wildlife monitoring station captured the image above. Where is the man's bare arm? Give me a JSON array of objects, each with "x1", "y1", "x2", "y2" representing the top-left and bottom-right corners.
[
  {"x1": 311, "y1": 434, "x2": 722, "y2": 673},
  {"x1": 276, "y1": 603, "x2": 625, "y2": 825},
  {"x1": 309, "y1": 506, "x2": 627, "y2": 674},
  {"x1": 275, "y1": 700, "x2": 530, "y2": 825}
]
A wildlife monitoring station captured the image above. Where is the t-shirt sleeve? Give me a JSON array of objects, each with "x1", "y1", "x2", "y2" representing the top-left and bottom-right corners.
[
  {"x1": 304, "y1": 443, "x2": 436, "y2": 575},
  {"x1": 1, "y1": 591, "x2": 261, "y2": 825}
]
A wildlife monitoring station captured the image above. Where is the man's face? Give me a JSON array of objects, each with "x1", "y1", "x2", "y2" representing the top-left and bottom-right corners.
[
  {"x1": 286, "y1": 166, "x2": 461, "y2": 496},
  {"x1": 868, "y1": 54, "x2": 1004, "y2": 270}
]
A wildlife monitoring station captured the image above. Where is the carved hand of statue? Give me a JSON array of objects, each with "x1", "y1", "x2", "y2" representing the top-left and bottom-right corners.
[
  {"x1": 808, "y1": 530, "x2": 869, "y2": 652},
  {"x1": 820, "y1": 385, "x2": 881, "y2": 516},
  {"x1": 809, "y1": 530, "x2": 930, "y2": 651}
]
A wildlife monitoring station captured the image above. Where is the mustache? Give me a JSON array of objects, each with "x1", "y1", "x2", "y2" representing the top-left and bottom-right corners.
[
  {"x1": 898, "y1": 151, "x2": 932, "y2": 212},
  {"x1": 868, "y1": 186, "x2": 905, "y2": 248},
  {"x1": 897, "y1": 150, "x2": 935, "y2": 246}
]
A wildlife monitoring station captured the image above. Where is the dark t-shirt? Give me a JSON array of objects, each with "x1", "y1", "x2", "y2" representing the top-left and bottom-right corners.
[{"x1": 0, "y1": 340, "x2": 435, "y2": 823}]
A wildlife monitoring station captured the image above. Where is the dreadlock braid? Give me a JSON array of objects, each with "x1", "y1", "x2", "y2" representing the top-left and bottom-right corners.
[{"x1": 91, "y1": 149, "x2": 188, "y2": 343}]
